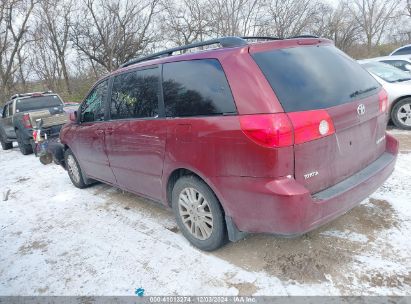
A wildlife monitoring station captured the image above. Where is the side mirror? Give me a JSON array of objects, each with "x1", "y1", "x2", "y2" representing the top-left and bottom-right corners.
[
  {"x1": 69, "y1": 111, "x2": 77, "y2": 122},
  {"x1": 405, "y1": 64, "x2": 411, "y2": 72}
]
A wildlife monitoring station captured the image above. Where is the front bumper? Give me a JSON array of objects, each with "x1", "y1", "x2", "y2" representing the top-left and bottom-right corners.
[{"x1": 216, "y1": 133, "x2": 399, "y2": 238}]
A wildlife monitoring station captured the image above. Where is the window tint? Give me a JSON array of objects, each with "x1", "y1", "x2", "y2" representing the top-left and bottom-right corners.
[
  {"x1": 110, "y1": 68, "x2": 159, "y2": 119},
  {"x1": 80, "y1": 80, "x2": 108, "y2": 123},
  {"x1": 392, "y1": 47, "x2": 411, "y2": 56},
  {"x1": 252, "y1": 45, "x2": 380, "y2": 112},
  {"x1": 163, "y1": 59, "x2": 236, "y2": 117},
  {"x1": 3, "y1": 104, "x2": 9, "y2": 118},
  {"x1": 15, "y1": 95, "x2": 63, "y2": 112}
]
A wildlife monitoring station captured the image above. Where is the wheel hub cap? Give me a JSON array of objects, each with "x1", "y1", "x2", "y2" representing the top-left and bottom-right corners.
[
  {"x1": 178, "y1": 187, "x2": 213, "y2": 240},
  {"x1": 397, "y1": 103, "x2": 411, "y2": 126},
  {"x1": 67, "y1": 155, "x2": 80, "y2": 183}
]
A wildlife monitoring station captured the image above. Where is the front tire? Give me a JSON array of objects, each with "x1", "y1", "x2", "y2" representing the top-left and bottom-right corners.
[
  {"x1": 391, "y1": 98, "x2": 411, "y2": 130},
  {"x1": 16, "y1": 129, "x2": 33, "y2": 155},
  {"x1": 64, "y1": 149, "x2": 88, "y2": 188},
  {"x1": 172, "y1": 175, "x2": 227, "y2": 251}
]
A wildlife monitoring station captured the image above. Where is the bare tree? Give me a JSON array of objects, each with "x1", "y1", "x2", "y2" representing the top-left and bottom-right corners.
[
  {"x1": 207, "y1": 0, "x2": 265, "y2": 37},
  {"x1": 36, "y1": 0, "x2": 74, "y2": 94},
  {"x1": 71, "y1": 0, "x2": 160, "y2": 72},
  {"x1": 0, "y1": 0, "x2": 36, "y2": 101},
  {"x1": 160, "y1": 0, "x2": 210, "y2": 46},
  {"x1": 347, "y1": 0, "x2": 400, "y2": 54},
  {"x1": 261, "y1": 0, "x2": 323, "y2": 38},
  {"x1": 312, "y1": 2, "x2": 361, "y2": 52},
  {"x1": 29, "y1": 22, "x2": 62, "y2": 92}
]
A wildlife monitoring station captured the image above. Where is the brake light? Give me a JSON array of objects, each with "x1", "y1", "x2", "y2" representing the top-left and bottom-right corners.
[
  {"x1": 22, "y1": 114, "x2": 32, "y2": 128},
  {"x1": 239, "y1": 114, "x2": 293, "y2": 148},
  {"x1": 379, "y1": 89, "x2": 388, "y2": 113},
  {"x1": 287, "y1": 110, "x2": 335, "y2": 145}
]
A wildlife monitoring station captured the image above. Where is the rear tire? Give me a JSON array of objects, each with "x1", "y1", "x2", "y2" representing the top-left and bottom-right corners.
[
  {"x1": 0, "y1": 134, "x2": 12, "y2": 150},
  {"x1": 64, "y1": 148, "x2": 88, "y2": 188},
  {"x1": 391, "y1": 98, "x2": 411, "y2": 130},
  {"x1": 172, "y1": 175, "x2": 227, "y2": 251},
  {"x1": 16, "y1": 129, "x2": 33, "y2": 155}
]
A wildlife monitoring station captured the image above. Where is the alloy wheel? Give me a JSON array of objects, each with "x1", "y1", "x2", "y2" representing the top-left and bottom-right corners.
[
  {"x1": 67, "y1": 154, "x2": 81, "y2": 184},
  {"x1": 397, "y1": 103, "x2": 411, "y2": 127},
  {"x1": 178, "y1": 187, "x2": 214, "y2": 240}
]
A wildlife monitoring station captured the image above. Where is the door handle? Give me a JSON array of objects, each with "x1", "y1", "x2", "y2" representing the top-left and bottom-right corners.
[
  {"x1": 95, "y1": 129, "x2": 104, "y2": 135},
  {"x1": 106, "y1": 127, "x2": 114, "y2": 135}
]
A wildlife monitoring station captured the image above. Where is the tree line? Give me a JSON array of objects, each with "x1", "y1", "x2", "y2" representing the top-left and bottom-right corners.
[{"x1": 0, "y1": 0, "x2": 408, "y2": 103}]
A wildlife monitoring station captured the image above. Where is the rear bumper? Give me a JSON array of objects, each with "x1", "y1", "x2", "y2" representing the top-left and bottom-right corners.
[
  {"x1": 20, "y1": 125, "x2": 63, "y2": 144},
  {"x1": 216, "y1": 133, "x2": 399, "y2": 237}
]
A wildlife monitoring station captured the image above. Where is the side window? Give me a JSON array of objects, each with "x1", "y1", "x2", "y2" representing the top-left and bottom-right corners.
[
  {"x1": 80, "y1": 80, "x2": 108, "y2": 123},
  {"x1": 2, "y1": 104, "x2": 9, "y2": 118},
  {"x1": 110, "y1": 68, "x2": 159, "y2": 120},
  {"x1": 163, "y1": 59, "x2": 236, "y2": 117},
  {"x1": 9, "y1": 103, "x2": 14, "y2": 115},
  {"x1": 392, "y1": 47, "x2": 411, "y2": 56}
]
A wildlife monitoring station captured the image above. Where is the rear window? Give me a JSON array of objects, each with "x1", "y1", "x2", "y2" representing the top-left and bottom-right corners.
[
  {"x1": 16, "y1": 95, "x2": 63, "y2": 112},
  {"x1": 391, "y1": 46, "x2": 411, "y2": 56},
  {"x1": 252, "y1": 45, "x2": 380, "y2": 112}
]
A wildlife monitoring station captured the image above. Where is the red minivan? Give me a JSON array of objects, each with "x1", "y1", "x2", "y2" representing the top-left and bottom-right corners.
[{"x1": 58, "y1": 36, "x2": 398, "y2": 251}]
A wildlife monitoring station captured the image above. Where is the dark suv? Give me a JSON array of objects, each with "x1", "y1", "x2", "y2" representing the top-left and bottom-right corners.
[{"x1": 57, "y1": 36, "x2": 398, "y2": 251}]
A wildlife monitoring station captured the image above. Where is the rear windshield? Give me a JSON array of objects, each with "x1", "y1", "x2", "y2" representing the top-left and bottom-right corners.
[
  {"x1": 252, "y1": 45, "x2": 380, "y2": 112},
  {"x1": 15, "y1": 95, "x2": 63, "y2": 112},
  {"x1": 362, "y1": 62, "x2": 411, "y2": 83}
]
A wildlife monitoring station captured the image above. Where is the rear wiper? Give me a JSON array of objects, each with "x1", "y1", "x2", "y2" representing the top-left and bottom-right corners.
[{"x1": 349, "y1": 86, "x2": 378, "y2": 98}]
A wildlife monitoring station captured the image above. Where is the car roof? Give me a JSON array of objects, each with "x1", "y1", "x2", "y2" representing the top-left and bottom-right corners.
[{"x1": 112, "y1": 36, "x2": 333, "y2": 76}]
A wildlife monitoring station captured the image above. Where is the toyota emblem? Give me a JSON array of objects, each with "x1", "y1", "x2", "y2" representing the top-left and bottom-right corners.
[{"x1": 357, "y1": 104, "x2": 366, "y2": 116}]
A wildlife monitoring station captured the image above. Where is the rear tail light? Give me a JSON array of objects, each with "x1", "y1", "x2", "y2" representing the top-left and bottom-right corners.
[
  {"x1": 379, "y1": 88, "x2": 388, "y2": 113},
  {"x1": 287, "y1": 110, "x2": 335, "y2": 145},
  {"x1": 240, "y1": 110, "x2": 335, "y2": 148},
  {"x1": 239, "y1": 114, "x2": 293, "y2": 148},
  {"x1": 22, "y1": 114, "x2": 32, "y2": 129}
]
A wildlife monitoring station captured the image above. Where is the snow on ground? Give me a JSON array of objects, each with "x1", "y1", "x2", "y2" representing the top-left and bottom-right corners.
[{"x1": 0, "y1": 135, "x2": 410, "y2": 296}]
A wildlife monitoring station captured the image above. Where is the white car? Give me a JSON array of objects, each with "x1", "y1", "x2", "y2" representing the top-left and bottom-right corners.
[
  {"x1": 390, "y1": 44, "x2": 411, "y2": 56},
  {"x1": 362, "y1": 55, "x2": 411, "y2": 73},
  {"x1": 359, "y1": 60, "x2": 411, "y2": 130}
]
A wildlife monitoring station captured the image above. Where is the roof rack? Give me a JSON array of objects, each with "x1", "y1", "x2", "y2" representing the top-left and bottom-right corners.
[
  {"x1": 121, "y1": 34, "x2": 320, "y2": 68},
  {"x1": 121, "y1": 36, "x2": 247, "y2": 68}
]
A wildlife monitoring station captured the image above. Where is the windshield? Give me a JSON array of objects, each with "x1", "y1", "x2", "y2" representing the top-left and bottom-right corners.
[
  {"x1": 362, "y1": 62, "x2": 411, "y2": 83},
  {"x1": 252, "y1": 45, "x2": 380, "y2": 112},
  {"x1": 15, "y1": 95, "x2": 63, "y2": 112}
]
